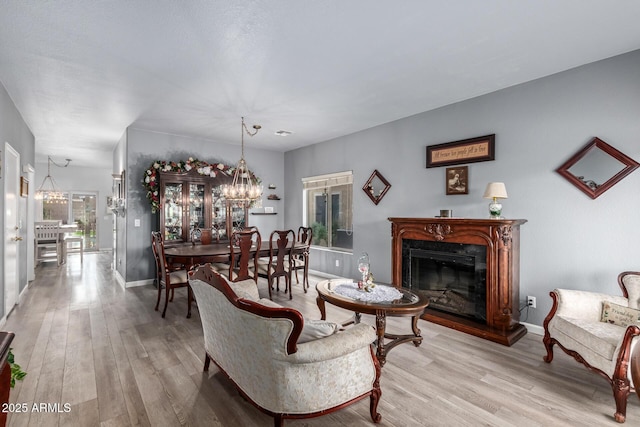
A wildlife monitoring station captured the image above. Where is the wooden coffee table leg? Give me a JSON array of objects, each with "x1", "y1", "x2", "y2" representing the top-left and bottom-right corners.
[
  {"x1": 412, "y1": 315, "x2": 422, "y2": 347},
  {"x1": 316, "y1": 295, "x2": 327, "y2": 320},
  {"x1": 375, "y1": 310, "x2": 387, "y2": 367}
]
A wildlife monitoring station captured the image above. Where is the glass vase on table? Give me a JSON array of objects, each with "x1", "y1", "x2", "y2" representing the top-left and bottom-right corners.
[{"x1": 357, "y1": 252, "x2": 370, "y2": 289}]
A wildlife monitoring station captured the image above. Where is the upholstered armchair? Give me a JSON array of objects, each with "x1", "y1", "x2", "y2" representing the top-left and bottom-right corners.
[
  {"x1": 543, "y1": 271, "x2": 640, "y2": 423},
  {"x1": 188, "y1": 265, "x2": 382, "y2": 426}
]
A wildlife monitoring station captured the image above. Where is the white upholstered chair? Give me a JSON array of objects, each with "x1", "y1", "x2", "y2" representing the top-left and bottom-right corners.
[
  {"x1": 543, "y1": 271, "x2": 640, "y2": 423},
  {"x1": 188, "y1": 265, "x2": 382, "y2": 426}
]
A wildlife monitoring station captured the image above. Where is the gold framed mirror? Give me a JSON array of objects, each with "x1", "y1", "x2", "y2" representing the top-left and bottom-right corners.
[
  {"x1": 556, "y1": 137, "x2": 639, "y2": 199},
  {"x1": 363, "y1": 170, "x2": 391, "y2": 205}
]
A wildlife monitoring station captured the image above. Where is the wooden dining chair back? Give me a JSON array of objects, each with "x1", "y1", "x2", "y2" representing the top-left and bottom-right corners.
[
  {"x1": 292, "y1": 226, "x2": 313, "y2": 292},
  {"x1": 151, "y1": 231, "x2": 164, "y2": 311},
  {"x1": 228, "y1": 228, "x2": 261, "y2": 284},
  {"x1": 258, "y1": 229, "x2": 295, "y2": 300},
  {"x1": 152, "y1": 231, "x2": 191, "y2": 318},
  {"x1": 35, "y1": 221, "x2": 62, "y2": 266}
]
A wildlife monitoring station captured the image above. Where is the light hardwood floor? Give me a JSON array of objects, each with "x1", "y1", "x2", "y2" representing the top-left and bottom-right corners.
[{"x1": 4, "y1": 251, "x2": 640, "y2": 426}]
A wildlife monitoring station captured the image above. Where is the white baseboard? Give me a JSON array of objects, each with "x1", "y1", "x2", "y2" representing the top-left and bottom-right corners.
[
  {"x1": 113, "y1": 270, "x2": 126, "y2": 289},
  {"x1": 112, "y1": 267, "x2": 154, "y2": 288},
  {"x1": 522, "y1": 322, "x2": 544, "y2": 336},
  {"x1": 19, "y1": 283, "x2": 29, "y2": 303},
  {"x1": 125, "y1": 279, "x2": 154, "y2": 288},
  {"x1": 309, "y1": 269, "x2": 343, "y2": 280}
]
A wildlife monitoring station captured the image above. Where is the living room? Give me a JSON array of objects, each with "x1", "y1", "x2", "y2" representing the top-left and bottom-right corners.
[{"x1": 1, "y1": 2, "x2": 640, "y2": 425}]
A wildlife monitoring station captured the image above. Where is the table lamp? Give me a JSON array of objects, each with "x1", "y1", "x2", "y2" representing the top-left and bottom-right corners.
[{"x1": 483, "y1": 182, "x2": 508, "y2": 219}]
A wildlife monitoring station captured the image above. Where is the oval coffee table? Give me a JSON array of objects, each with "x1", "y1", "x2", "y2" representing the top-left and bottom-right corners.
[{"x1": 316, "y1": 279, "x2": 429, "y2": 367}]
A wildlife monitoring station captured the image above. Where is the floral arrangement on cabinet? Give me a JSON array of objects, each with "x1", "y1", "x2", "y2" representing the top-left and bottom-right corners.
[{"x1": 142, "y1": 157, "x2": 261, "y2": 213}]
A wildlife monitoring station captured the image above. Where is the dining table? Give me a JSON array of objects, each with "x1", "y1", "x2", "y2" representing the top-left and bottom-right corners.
[
  {"x1": 164, "y1": 240, "x2": 309, "y2": 318},
  {"x1": 35, "y1": 222, "x2": 79, "y2": 240},
  {"x1": 163, "y1": 240, "x2": 309, "y2": 270}
]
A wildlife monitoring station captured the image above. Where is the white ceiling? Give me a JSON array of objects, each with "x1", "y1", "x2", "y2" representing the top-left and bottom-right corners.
[{"x1": 1, "y1": 1, "x2": 640, "y2": 167}]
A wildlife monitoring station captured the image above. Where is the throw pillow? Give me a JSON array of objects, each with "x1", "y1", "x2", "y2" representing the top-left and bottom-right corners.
[
  {"x1": 623, "y1": 274, "x2": 640, "y2": 309},
  {"x1": 227, "y1": 278, "x2": 260, "y2": 301},
  {"x1": 601, "y1": 300, "x2": 640, "y2": 327},
  {"x1": 257, "y1": 298, "x2": 282, "y2": 308},
  {"x1": 298, "y1": 319, "x2": 340, "y2": 343}
]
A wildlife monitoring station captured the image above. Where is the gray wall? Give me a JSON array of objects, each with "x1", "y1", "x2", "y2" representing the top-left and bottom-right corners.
[
  {"x1": 0, "y1": 80, "x2": 35, "y2": 319},
  {"x1": 122, "y1": 127, "x2": 285, "y2": 284},
  {"x1": 283, "y1": 49, "x2": 640, "y2": 327}
]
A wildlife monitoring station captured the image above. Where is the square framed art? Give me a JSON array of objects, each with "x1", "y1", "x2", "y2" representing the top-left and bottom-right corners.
[{"x1": 446, "y1": 166, "x2": 468, "y2": 195}]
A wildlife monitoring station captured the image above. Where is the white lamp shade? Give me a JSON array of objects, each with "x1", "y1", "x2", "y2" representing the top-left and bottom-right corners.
[{"x1": 483, "y1": 182, "x2": 508, "y2": 199}]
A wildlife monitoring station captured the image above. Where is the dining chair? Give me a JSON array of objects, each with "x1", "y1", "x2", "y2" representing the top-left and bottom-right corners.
[
  {"x1": 291, "y1": 226, "x2": 313, "y2": 292},
  {"x1": 257, "y1": 229, "x2": 295, "y2": 300},
  {"x1": 34, "y1": 221, "x2": 62, "y2": 266},
  {"x1": 62, "y1": 235, "x2": 83, "y2": 264},
  {"x1": 216, "y1": 228, "x2": 261, "y2": 285},
  {"x1": 152, "y1": 231, "x2": 191, "y2": 318},
  {"x1": 151, "y1": 231, "x2": 165, "y2": 311}
]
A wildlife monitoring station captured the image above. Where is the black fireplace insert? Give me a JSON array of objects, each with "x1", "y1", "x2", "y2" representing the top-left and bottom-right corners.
[{"x1": 402, "y1": 239, "x2": 487, "y2": 322}]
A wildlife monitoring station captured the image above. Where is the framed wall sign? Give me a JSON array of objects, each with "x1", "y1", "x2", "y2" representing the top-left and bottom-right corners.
[
  {"x1": 426, "y1": 134, "x2": 495, "y2": 168},
  {"x1": 445, "y1": 166, "x2": 468, "y2": 195}
]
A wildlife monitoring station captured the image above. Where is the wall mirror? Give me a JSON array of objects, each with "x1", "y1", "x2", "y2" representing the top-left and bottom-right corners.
[
  {"x1": 556, "y1": 137, "x2": 639, "y2": 199},
  {"x1": 363, "y1": 169, "x2": 391, "y2": 205}
]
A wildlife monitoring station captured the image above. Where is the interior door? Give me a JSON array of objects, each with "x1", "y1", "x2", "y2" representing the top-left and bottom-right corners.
[
  {"x1": 25, "y1": 165, "x2": 35, "y2": 281},
  {"x1": 3, "y1": 143, "x2": 21, "y2": 316}
]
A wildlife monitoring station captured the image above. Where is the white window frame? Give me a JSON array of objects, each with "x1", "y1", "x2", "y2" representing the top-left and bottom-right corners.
[{"x1": 302, "y1": 171, "x2": 353, "y2": 252}]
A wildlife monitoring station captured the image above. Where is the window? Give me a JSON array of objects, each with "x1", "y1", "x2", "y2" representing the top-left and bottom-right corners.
[
  {"x1": 41, "y1": 191, "x2": 98, "y2": 250},
  {"x1": 302, "y1": 171, "x2": 353, "y2": 251}
]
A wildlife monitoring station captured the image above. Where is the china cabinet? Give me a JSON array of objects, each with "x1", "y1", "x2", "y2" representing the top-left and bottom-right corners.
[{"x1": 159, "y1": 170, "x2": 248, "y2": 244}]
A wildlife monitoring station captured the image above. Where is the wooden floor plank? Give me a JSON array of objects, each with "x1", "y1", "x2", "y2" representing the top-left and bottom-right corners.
[{"x1": 4, "y1": 251, "x2": 640, "y2": 426}]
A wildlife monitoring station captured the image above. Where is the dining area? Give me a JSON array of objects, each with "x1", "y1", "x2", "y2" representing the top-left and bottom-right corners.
[
  {"x1": 152, "y1": 225, "x2": 312, "y2": 319},
  {"x1": 34, "y1": 220, "x2": 84, "y2": 266}
]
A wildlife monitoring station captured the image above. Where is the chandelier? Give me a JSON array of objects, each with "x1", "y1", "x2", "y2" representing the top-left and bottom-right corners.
[
  {"x1": 221, "y1": 117, "x2": 263, "y2": 204},
  {"x1": 36, "y1": 156, "x2": 71, "y2": 203}
]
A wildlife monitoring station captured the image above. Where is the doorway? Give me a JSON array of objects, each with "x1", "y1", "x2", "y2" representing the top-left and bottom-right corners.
[
  {"x1": 3, "y1": 142, "x2": 20, "y2": 317},
  {"x1": 41, "y1": 191, "x2": 98, "y2": 251},
  {"x1": 71, "y1": 193, "x2": 97, "y2": 250}
]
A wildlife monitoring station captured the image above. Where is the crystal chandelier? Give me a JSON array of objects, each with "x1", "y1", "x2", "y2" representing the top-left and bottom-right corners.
[
  {"x1": 36, "y1": 156, "x2": 71, "y2": 203},
  {"x1": 221, "y1": 117, "x2": 263, "y2": 204}
]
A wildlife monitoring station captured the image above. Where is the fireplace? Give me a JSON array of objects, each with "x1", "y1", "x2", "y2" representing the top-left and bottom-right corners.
[
  {"x1": 389, "y1": 217, "x2": 527, "y2": 346},
  {"x1": 403, "y1": 240, "x2": 487, "y2": 322}
]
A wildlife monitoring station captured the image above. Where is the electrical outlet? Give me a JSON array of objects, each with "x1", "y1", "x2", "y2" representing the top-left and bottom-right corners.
[
  {"x1": 335, "y1": 259, "x2": 340, "y2": 267},
  {"x1": 527, "y1": 296, "x2": 536, "y2": 309}
]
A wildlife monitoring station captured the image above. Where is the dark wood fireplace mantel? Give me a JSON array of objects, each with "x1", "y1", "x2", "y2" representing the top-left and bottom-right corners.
[{"x1": 388, "y1": 217, "x2": 527, "y2": 346}]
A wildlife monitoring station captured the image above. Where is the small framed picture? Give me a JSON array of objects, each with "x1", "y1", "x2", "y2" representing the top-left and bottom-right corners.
[
  {"x1": 264, "y1": 207, "x2": 274, "y2": 214},
  {"x1": 446, "y1": 166, "x2": 468, "y2": 195}
]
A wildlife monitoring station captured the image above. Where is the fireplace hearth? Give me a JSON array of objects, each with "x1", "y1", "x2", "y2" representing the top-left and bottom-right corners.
[{"x1": 389, "y1": 217, "x2": 527, "y2": 346}]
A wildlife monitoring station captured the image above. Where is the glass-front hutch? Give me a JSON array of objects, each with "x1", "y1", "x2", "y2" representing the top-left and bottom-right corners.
[{"x1": 159, "y1": 170, "x2": 248, "y2": 244}]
